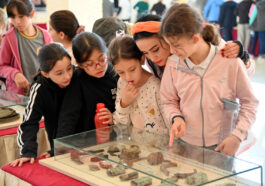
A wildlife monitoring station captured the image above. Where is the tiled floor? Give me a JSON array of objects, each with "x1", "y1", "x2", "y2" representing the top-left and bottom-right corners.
[{"x1": 237, "y1": 56, "x2": 265, "y2": 184}]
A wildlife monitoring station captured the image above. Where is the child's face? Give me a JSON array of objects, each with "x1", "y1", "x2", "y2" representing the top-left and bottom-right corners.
[
  {"x1": 10, "y1": 7, "x2": 32, "y2": 33},
  {"x1": 44, "y1": 56, "x2": 73, "y2": 87},
  {"x1": 164, "y1": 35, "x2": 197, "y2": 60},
  {"x1": 114, "y1": 58, "x2": 144, "y2": 87},
  {"x1": 78, "y1": 49, "x2": 108, "y2": 78},
  {"x1": 48, "y1": 22, "x2": 60, "y2": 42},
  {"x1": 136, "y1": 36, "x2": 170, "y2": 67}
]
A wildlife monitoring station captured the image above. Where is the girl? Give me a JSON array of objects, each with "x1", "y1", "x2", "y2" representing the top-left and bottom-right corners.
[
  {"x1": 49, "y1": 10, "x2": 85, "y2": 65},
  {"x1": 56, "y1": 32, "x2": 118, "y2": 138},
  {"x1": 132, "y1": 14, "x2": 255, "y2": 79},
  {"x1": 109, "y1": 36, "x2": 169, "y2": 136},
  {"x1": 0, "y1": 0, "x2": 52, "y2": 95},
  {"x1": 159, "y1": 4, "x2": 258, "y2": 156},
  {"x1": 10, "y1": 43, "x2": 74, "y2": 167}
]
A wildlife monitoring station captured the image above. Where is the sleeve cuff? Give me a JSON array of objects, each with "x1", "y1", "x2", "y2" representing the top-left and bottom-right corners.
[{"x1": 232, "y1": 129, "x2": 247, "y2": 142}]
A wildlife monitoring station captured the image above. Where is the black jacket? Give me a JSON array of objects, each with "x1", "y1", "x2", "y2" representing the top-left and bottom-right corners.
[
  {"x1": 235, "y1": 0, "x2": 252, "y2": 24},
  {"x1": 56, "y1": 64, "x2": 118, "y2": 139},
  {"x1": 17, "y1": 74, "x2": 68, "y2": 158}
]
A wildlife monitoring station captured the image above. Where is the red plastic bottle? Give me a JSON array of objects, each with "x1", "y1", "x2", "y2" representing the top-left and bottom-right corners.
[{"x1": 94, "y1": 103, "x2": 109, "y2": 143}]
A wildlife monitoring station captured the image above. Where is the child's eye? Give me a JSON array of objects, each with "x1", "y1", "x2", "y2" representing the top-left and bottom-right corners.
[
  {"x1": 56, "y1": 72, "x2": 62, "y2": 76},
  {"x1": 130, "y1": 68, "x2": 136, "y2": 72},
  {"x1": 67, "y1": 66, "x2": 73, "y2": 71},
  {"x1": 118, "y1": 72, "x2": 124, "y2": 75},
  {"x1": 153, "y1": 48, "x2": 159, "y2": 53}
]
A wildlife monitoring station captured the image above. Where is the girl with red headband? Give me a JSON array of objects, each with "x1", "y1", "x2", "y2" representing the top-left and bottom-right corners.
[{"x1": 131, "y1": 14, "x2": 254, "y2": 79}]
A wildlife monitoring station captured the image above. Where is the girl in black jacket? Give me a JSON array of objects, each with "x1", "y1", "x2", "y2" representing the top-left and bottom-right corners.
[
  {"x1": 10, "y1": 43, "x2": 74, "y2": 167},
  {"x1": 56, "y1": 32, "x2": 118, "y2": 140}
]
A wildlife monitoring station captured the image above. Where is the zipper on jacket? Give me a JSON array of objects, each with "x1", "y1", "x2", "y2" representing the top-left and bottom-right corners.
[{"x1": 200, "y1": 77, "x2": 206, "y2": 147}]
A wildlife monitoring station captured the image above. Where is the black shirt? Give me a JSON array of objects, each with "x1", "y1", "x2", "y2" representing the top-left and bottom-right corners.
[
  {"x1": 17, "y1": 74, "x2": 67, "y2": 158},
  {"x1": 235, "y1": 0, "x2": 252, "y2": 24},
  {"x1": 57, "y1": 64, "x2": 118, "y2": 138}
]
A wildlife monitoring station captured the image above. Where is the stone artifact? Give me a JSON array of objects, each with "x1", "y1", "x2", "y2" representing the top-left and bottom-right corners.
[
  {"x1": 131, "y1": 176, "x2": 152, "y2": 186},
  {"x1": 87, "y1": 149, "x2": 104, "y2": 154},
  {"x1": 147, "y1": 152, "x2": 164, "y2": 165},
  {"x1": 90, "y1": 153, "x2": 108, "y2": 162},
  {"x1": 185, "y1": 172, "x2": 208, "y2": 185},
  {"x1": 160, "y1": 160, "x2": 178, "y2": 176},
  {"x1": 70, "y1": 149, "x2": 87, "y2": 164},
  {"x1": 119, "y1": 172, "x2": 139, "y2": 181},
  {"x1": 107, "y1": 166, "x2": 126, "y2": 177},
  {"x1": 99, "y1": 160, "x2": 113, "y2": 169},
  {"x1": 89, "y1": 164, "x2": 100, "y2": 171},
  {"x1": 120, "y1": 145, "x2": 140, "y2": 161},
  {"x1": 79, "y1": 154, "x2": 91, "y2": 164},
  {"x1": 161, "y1": 175, "x2": 179, "y2": 184},
  {"x1": 175, "y1": 169, "x2": 197, "y2": 179},
  {"x1": 107, "y1": 146, "x2": 120, "y2": 156}
]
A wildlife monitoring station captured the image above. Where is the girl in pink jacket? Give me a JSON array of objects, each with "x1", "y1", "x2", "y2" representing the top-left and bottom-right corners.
[
  {"x1": 0, "y1": 0, "x2": 52, "y2": 95},
  {"x1": 160, "y1": 4, "x2": 258, "y2": 156}
]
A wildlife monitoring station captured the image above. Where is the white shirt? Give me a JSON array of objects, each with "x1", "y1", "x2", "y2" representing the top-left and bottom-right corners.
[
  {"x1": 118, "y1": 0, "x2": 131, "y2": 20},
  {"x1": 185, "y1": 44, "x2": 216, "y2": 77}
]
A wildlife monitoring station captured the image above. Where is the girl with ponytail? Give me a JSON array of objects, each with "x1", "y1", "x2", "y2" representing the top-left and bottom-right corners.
[
  {"x1": 160, "y1": 4, "x2": 258, "y2": 156},
  {"x1": 49, "y1": 10, "x2": 85, "y2": 65}
]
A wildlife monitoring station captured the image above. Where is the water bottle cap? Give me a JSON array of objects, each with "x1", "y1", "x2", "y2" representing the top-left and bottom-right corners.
[
  {"x1": 96, "y1": 103, "x2": 105, "y2": 112},
  {"x1": 221, "y1": 98, "x2": 239, "y2": 110}
]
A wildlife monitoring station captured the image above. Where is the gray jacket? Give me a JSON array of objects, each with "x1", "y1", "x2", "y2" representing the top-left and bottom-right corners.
[{"x1": 251, "y1": 1, "x2": 265, "y2": 31}]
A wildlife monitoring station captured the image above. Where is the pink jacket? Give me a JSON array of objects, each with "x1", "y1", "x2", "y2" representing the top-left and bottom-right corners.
[
  {"x1": 0, "y1": 25, "x2": 52, "y2": 95},
  {"x1": 160, "y1": 53, "x2": 258, "y2": 147}
]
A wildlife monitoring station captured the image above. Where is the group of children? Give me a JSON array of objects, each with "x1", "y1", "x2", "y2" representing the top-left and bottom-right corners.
[{"x1": 0, "y1": 0, "x2": 257, "y2": 167}]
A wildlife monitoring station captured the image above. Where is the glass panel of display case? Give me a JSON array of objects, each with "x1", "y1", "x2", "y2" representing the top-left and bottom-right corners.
[
  {"x1": 0, "y1": 90, "x2": 29, "y2": 108},
  {"x1": 54, "y1": 124, "x2": 262, "y2": 185}
]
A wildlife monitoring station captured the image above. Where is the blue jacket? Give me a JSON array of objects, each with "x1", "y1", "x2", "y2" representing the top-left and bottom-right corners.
[{"x1": 203, "y1": 0, "x2": 224, "y2": 22}]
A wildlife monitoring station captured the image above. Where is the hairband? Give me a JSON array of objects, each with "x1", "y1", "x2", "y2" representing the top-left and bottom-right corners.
[{"x1": 131, "y1": 21, "x2": 161, "y2": 36}]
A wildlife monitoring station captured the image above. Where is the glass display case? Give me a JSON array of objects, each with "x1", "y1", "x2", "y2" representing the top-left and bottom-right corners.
[
  {"x1": 0, "y1": 89, "x2": 29, "y2": 108},
  {"x1": 54, "y1": 125, "x2": 262, "y2": 186}
]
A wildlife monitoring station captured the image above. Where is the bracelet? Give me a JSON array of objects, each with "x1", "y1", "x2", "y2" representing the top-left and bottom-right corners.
[{"x1": 171, "y1": 115, "x2": 185, "y2": 124}]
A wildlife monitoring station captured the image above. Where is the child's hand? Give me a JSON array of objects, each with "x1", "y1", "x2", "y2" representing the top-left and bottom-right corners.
[
  {"x1": 169, "y1": 117, "x2": 186, "y2": 147},
  {"x1": 98, "y1": 108, "x2": 114, "y2": 125},
  {"x1": 14, "y1": 73, "x2": 30, "y2": 90},
  {"x1": 40, "y1": 152, "x2": 51, "y2": 158},
  {"x1": 9, "y1": 157, "x2": 35, "y2": 167},
  {"x1": 215, "y1": 135, "x2": 241, "y2": 156},
  {"x1": 96, "y1": 128, "x2": 111, "y2": 143},
  {"x1": 121, "y1": 83, "x2": 139, "y2": 108},
  {"x1": 220, "y1": 41, "x2": 240, "y2": 58}
]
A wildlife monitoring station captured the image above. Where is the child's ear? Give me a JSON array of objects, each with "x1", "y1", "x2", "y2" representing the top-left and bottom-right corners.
[
  {"x1": 140, "y1": 55, "x2": 145, "y2": 65},
  {"x1": 192, "y1": 34, "x2": 200, "y2": 43},
  {"x1": 59, "y1": 32, "x2": 65, "y2": 40},
  {"x1": 41, "y1": 71, "x2": 49, "y2": 78},
  {"x1": 29, "y1": 10, "x2": 35, "y2": 19}
]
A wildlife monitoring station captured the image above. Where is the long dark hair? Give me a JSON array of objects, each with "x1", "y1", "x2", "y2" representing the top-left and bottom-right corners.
[
  {"x1": 108, "y1": 36, "x2": 142, "y2": 66},
  {"x1": 72, "y1": 32, "x2": 107, "y2": 64},
  {"x1": 7, "y1": 0, "x2": 34, "y2": 17},
  {"x1": 50, "y1": 10, "x2": 80, "y2": 40},
  {"x1": 38, "y1": 43, "x2": 71, "y2": 73},
  {"x1": 133, "y1": 14, "x2": 165, "y2": 79},
  {"x1": 160, "y1": 4, "x2": 219, "y2": 45}
]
